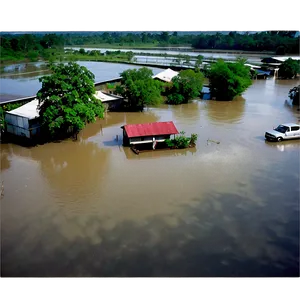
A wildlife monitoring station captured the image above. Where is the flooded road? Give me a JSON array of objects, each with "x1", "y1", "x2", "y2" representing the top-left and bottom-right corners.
[{"x1": 1, "y1": 78, "x2": 300, "y2": 277}]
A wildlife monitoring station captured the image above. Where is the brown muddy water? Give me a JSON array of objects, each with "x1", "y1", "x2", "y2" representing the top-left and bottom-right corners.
[{"x1": 1, "y1": 78, "x2": 300, "y2": 277}]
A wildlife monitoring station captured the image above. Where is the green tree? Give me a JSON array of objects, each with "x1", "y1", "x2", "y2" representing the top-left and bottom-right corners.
[
  {"x1": 79, "y1": 48, "x2": 86, "y2": 55},
  {"x1": 208, "y1": 59, "x2": 252, "y2": 101},
  {"x1": 37, "y1": 62, "x2": 104, "y2": 139},
  {"x1": 167, "y1": 69, "x2": 204, "y2": 104},
  {"x1": 27, "y1": 50, "x2": 39, "y2": 61},
  {"x1": 160, "y1": 32, "x2": 170, "y2": 43},
  {"x1": 116, "y1": 67, "x2": 163, "y2": 110},
  {"x1": 278, "y1": 58, "x2": 300, "y2": 79},
  {"x1": 195, "y1": 55, "x2": 204, "y2": 71}
]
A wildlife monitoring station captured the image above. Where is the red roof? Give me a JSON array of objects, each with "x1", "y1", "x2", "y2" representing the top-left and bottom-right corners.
[{"x1": 122, "y1": 121, "x2": 179, "y2": 138}]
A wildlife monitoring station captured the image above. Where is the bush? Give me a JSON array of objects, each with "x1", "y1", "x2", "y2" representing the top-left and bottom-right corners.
[
  {"x1": 190, "y1": 133, "x2": 198, "y2": 145},
  {"x1": 278, "y1": 58, "x2": 300, "y2": 79},
  {"x1": 165, "y1": 131, "x2": 196, "y2": 149}
]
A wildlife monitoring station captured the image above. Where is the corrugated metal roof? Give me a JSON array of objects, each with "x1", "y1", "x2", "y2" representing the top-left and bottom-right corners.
[
  {"x1": 245, "y1": 63, "x2": 261, "y2": 69},
  {"x1": 152, "y1": 68, "x2": 179, "y2": 82},
  {"x1": 201, "y1": 86, "x2": 210, "y2": 94},
  {"x1": 6, "y1": 99, "x2": 40, "y2": 120},
  {"x1": 95, "y1": 91, "x2": 122, "y2": 102},
  {"x1": 122, "y1": 121, "x2": 179, "y2": 138}
]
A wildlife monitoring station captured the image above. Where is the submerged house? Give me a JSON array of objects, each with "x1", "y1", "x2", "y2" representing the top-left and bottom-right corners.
[
  {"x1": 5, "y1": 99, "x2": 41, "y2": 139},
  {"x1": 121, "y1": 121, "x2": 179, "y2": 149},
  {"x1": 3, "y1": 90, "x2": 123, "y2": 141},
  {"x1": 200, "y1": 86, "x2": 211, "y2": 100},
  {"x1": 94, "y1": 90, "x2": 123, "y2": 110}
]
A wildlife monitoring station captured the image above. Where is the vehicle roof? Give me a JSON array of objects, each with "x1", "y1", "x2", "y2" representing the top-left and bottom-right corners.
[{"x1": 280, "y1": 123, "x2": 300, "y2": 127}]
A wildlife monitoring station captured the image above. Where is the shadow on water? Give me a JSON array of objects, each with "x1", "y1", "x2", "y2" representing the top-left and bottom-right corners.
[
  {"x1": 264, "y1": 139, "x2": 300, "y2": 152},
  {"x1": 103, "y1": 139, "x2": 121, "y2": 147},
  {"x1": 2, "y1": 167, "x2": 298, "y2": 277}
]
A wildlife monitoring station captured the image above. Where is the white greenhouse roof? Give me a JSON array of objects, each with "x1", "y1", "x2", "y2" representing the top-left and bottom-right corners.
[
  {"x1": 272, "y1": 56, "x2": 300, "y2": 62},
  {"x1": 6, "y1": 99, "x2": 40, "y2": 120},
  {"x1": 245, "y1": 63, "x2": 261, "y2": 69},
  {"x1": 94, "y1": 91, "x2": 122, "y2": 102},
  {"x1": 153, "y1": 68, "x2": 179, "y2": 82}
]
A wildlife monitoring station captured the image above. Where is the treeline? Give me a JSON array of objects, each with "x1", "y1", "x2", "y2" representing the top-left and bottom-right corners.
[
  {"x1": 50, "y1": 31, "x2": 300, "y2": 54},
  {"x1": 192, "y1": 31, "x2": 299, "y2": 54},
  {"x1": 1, "y1": 31, "x2": 299, "y2": 63},
  {"x1": 0, "y1": 33, "x2": 64, "y2": 62}
]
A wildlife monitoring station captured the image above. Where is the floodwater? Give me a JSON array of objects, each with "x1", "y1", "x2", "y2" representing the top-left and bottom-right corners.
[
  {"x1": 0, "y1": 61, "x2": 164, "y2": 101},
  {"x1": 1, "y1": 77, "x2": 300, "y2": 276}
]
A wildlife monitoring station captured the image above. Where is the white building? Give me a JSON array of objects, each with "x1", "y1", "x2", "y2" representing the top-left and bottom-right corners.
[
  {"x1": 5, "y1": 99, "x2": 41, "y2": 139},
  {"x1": 152, "y1": 68, "x2": 179, "y2": 83},
  {"x1": 4, "y1": 91, "x2": 123, "y2": 139}
]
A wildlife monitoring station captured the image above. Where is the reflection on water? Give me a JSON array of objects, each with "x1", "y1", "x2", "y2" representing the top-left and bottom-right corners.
[
  {"x1": 265, "y1": 139, "x2": 300, "y2": 152},
  {"x1": 1, "y1": 79, "x2": 299, "y2": 277},
  {"x1": 205, "y1": 97, "x2": 246, "y2": 124}
]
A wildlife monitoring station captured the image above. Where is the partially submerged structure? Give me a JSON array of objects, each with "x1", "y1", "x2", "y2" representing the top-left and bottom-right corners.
[
  {"x1": 121, "y1": 121, "x2": 179, "y2": 150},
  {"x1": 152, "y1": 68, "x2": 179, "y2": 83},
  {"x1": 261, "y1": 56, "x2": 300, "y2": 67},
  {"x1": 5, "y1": 99, "x2": 41, "y2": 139},
  {"x1": 200, "y1": 86, "x2": 211, "y2": 100},
  {"x1": 3, "y1": 91, "x2": 123, "y2": 141},
  {"x1": 94, "y1": 91, "x2": 123, "y2": 110}
]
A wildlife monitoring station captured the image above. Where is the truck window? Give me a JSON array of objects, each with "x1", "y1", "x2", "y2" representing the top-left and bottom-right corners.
[{"x1": 291, "y1": 126, "x2": 300, "y2": 131}]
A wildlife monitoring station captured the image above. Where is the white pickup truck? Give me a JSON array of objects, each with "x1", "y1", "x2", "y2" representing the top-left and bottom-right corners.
[{"x1": 265, "y1": 123, "x2": 300, "y2": 142}]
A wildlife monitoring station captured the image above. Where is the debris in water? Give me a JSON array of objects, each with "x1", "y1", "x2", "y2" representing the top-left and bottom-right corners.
[
  {"x1": 1, "y1": 181, "x2": 4, "y2": 198},
  {"x1": 207, "y1": 139, "x2": 220, "y2": 145}
]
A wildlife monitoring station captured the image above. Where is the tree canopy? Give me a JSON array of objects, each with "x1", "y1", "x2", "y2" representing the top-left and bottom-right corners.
[
  {"x1": 116, "y1": 67, "x2": 164, "y2": 110},
  {"x1": 278, "y1": 58, "x2": 300, "y2": 79},
  {"x1": 167, "y1": 69, "x2": 204, "y2": 104},
  {"x1": 208, "y1": 60, "x2": 252, "y2": 101},
  {"x1": 37, "y1": 62, "x2": 104, "y2": 138}
]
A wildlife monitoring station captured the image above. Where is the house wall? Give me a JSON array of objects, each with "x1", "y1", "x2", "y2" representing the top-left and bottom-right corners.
[
  {"x1": 201, "y1": 93, "x2": 211, "y2": 100},
  {"x1": 5, "y1": 113, "x2": 40, "y2": 139},
  {"x1": 105, "y1": 98, "x2": 124, "y2": 111},
  {"x1": 128, "y1": 135, "x2": 171, "y2": 144}
]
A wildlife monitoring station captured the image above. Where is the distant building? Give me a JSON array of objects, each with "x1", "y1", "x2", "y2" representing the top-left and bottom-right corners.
[
  {"x1": 261, "y1": 56, "x2": 300, "y2": 66},
  {"x1": 200, "y1": 86, "x2": 211, "y2": 100},
  {"x1": 121, "y1": 121, "x2": 179, "y2": 149},
  {"x1": 5, "y1": 99, "x2": 41, "y2": 139},
  {"x1": 152, "y1": 68, "x2": 179, "y2": 83}
]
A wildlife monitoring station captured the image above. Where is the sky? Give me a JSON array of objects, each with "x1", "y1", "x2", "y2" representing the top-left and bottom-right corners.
[{"x1": 0, "y1": 24, "x2": 300, "y2": 33}]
